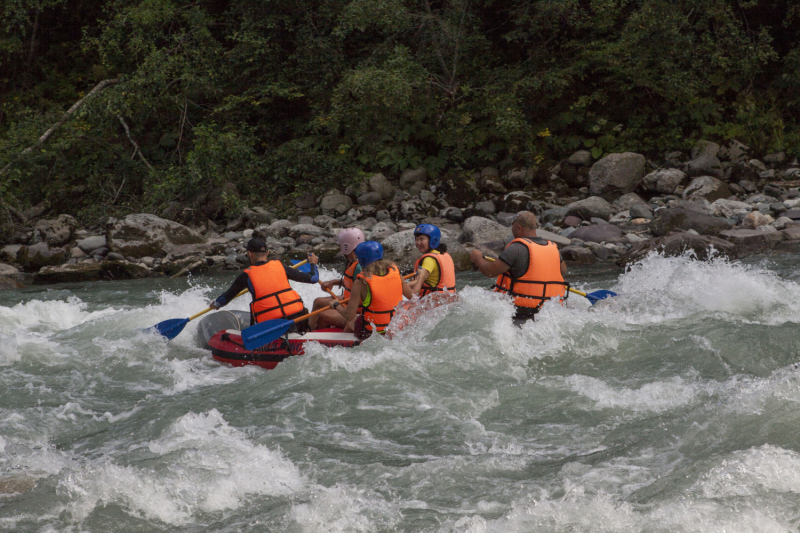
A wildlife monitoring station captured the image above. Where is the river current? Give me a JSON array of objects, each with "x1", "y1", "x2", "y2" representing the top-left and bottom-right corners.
[{"x1": 1, "y1": 252, "x2": 800, "y2": 532}]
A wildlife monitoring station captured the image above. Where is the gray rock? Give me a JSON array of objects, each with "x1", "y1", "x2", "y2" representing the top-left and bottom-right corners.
[
  {"x1": 0, "y1": 263, "x2": 19, "y2": 276},
  {"x1": 369, "y1": 173, "x2": 396, "y2": 200},
  {"x1": 33, "y1": 261, "x2": 150, "y2": 285},
  {"x1": 763, "y1": 152, "x2": 787, "y2": 166},
  {"x1": 683, "y1": 176, "x2": 732, "y2": 203},
  {"x1": 503, "y1": 168, "x2": 532, "y2": 189},
  {"x1": 650, "y1": 208, "x2": 733, "y2": 236},
  {"x1": 314, "y1": 215, "x2": 336, "y2": 228},
  {"x1": 771, "y1": 217, "x2": 794, "y2": 230},
  {"x1": 588, "y1": 152, "x2": 646, "y2": 197},
  {"x1": 782, "y1": 227, "x2": 800, "y2": 240},
  {"x1": 536, "y1": 229, "x2": 572, "y2": 247},
  {"x1": 459, "y1": 216, "x2": 513, "y2": 244},
  {"x1": 618, "y1": 231, "x2": 737, "y2": 268},
  {"x1": 541, "y1": 207, "x2": 568, "y2": 225},
  {"x1": 77, "y1": 235, "x2": 107, "y2": 254},
  {"x1": 441, "y1": 207, "x2": 463, "y2": 223},
  {"x1": 288, "y1": 224, "x2": 325, "y2": 239},
  {"x1": 0, "y1": 244, "x2": 22, "y2": 262},
  {"x1": 641, "y1": 168, "x2": 687, "y2": 195},
  {"x1": 475, "y1": 201, "x2": 496, "y2": 215},
  {"x1": 719, "y1": 229, "x2": 781, "y2": 257},
  {"x1": 478, "y1": 174, "x2": 507, "y2": 194},
  {"x1": 564, "y1": 196, "x2": 616, "y2": 222},
  {"x1": 708, "y1": 199, "x2": 752, "y2": 218},
  {"x1": 741, "y1": 211, "x2": 774, "y2": 229},
  {"x1": 503, "y1": 191, "x2": 532, "y2": 212},
  {"x1": 223, "y1": 231, "x2": 243, "y2": 241},
  {"x1": 614, "y1": 192, "x2": 647, "y2": 210},
  {"x1": 749, "y1": 159, "x2": 768, "y2": 172},
  {"x1": 106, "y1": 252, "x2": 125, "y2": 261},
  {"x1": 567, "y1": 150, "x2": 593, "y2": 167},
  {"x1": 629, "y1": 204, "x2": 653, "y2": 219},
  {"x1": 0, "y1": 275, "x2": 24, "y2": 290},
  {"x1": 718, "y1": 140, "x2": 750, "y2": 164},
  {"x1": 687, "y1": 152, "x2": 724, "y2": 179},
  {"x1": 294, "y1": 193, "x2": 317, "y2": 210},
  {"x1": 32, "y1": 214, "x2": 77, "y2": 246},
  {"x1": 560, "y1": 245, "x2": 596, "y2": 264},
  {"x1": 401, "y1": 199, "x2": 430, "y2": 220},
  {"x1": 376, "y1": 210, "x2": 392, "y2": 222},
  {"x1": 70, "y1": 247, "x2": 88, "y2": 259},
  {"x1": 496, "y1": 212, "x2": 518, "y2": 227},
  {"x1": 320, "y1": 194, "x2": 353, "y2": 216},
  {"x1": 691, "y1": 140, "x2": 720, "y2": 159},
  {"x1": 399, "y1": 167, "x2": 427, "y2": 189},
  {"x1": 18, "y1": 243, "x2": 67, "y2": 272},
  {"x1": 570, "y1": 224, "x2": 624, "y2": 243},
  {"x1": 107, "y1": 214, "x2": 206, "y2": 258},
  {"x1": 368, "y1": 222, "x2": 397, "y2": 241}
]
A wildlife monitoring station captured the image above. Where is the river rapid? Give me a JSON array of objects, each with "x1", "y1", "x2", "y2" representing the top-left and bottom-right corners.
[{"x1": 1, "y1": 252, "x2": 800, "y2": 532}]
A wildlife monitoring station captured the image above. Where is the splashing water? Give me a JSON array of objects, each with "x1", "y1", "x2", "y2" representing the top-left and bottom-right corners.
[{"x1": 1, "y1": 254, "x2": 800, "y2": 532}]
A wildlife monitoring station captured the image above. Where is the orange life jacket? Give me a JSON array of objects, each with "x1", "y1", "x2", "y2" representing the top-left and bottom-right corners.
[
  {"x1": 493, "y1": 238, "x2": 568, "y2": 310},
  {"x1": 340, "y1": 260, "x2": 359, "y2": 300},
  {"x1": 358, "y1": 265, "x2": 404, "y2": 333},
  {"x1": 413, "y1": 251, "x2": 457, "y2": 297},
  {"x1": 245, "y1": 261, "x2": 305, "y2": 323}
]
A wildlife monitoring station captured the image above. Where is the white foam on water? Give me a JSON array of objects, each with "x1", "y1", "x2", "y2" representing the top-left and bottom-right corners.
[
  {"x1": 60, "y1": 409, "x2": 305, "y2": 525},
  {"x1": 289, "y1": 483, "x2": 403, "y2": 533},
  {"x1": 692, "y1": 444, "x2": 800, "y2": 498},
  {"x1": 556, "y1": 374, "x2": 717, "y2": 413},
  {"x1": 613, "y1": 252, "x2": 800, "y2": 325},
  {"x1": 0, "y1": 295, "x2": 116, "y2": 334}
]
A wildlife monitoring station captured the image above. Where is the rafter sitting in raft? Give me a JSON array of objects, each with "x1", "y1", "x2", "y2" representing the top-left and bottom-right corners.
[
  {"x1": 406, "y1": 223, "x2": 457, "y2": 298},
  {"x1": 330, "y1": 241, "x2": 413, "y2": 339},
  {"x1": 308, "y1": 227, "x2": 364, "y2": 330}
]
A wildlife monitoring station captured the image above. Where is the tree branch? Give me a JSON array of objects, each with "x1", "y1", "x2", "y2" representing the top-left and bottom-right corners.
[
  {"x1": 117, "y1": 115, "x2": 155, "y2": 172},
  {"x1": 0, "y1": 78, "x2": 120, "y2": 177}
]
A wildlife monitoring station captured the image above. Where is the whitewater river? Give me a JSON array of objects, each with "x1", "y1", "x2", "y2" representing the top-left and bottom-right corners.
[{"x1": 2, "y1": 252, "x2": 800, "y2": 532}]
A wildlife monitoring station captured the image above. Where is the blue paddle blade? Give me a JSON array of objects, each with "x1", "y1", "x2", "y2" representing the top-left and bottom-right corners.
[
  {"x1": 151, "y1": 317, "x2": 189, "y2": 340},
  {"x1": 242, "y1": 319, "x2": 294, "y2": 350},
  {"x1": 585, "y1": 290, "x2": 617, "y2": 304},
  {"x1": 290, "y1": 259, "x2": 312, "y2": 273}
]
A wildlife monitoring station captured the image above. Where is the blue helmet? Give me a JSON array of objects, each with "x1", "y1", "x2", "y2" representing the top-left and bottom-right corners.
[
  {"x1": 355, "y1": 241, "x2": 384, "y2": 268},
  {"x1": 414, "y1": 223, "x2": 441, "y2": 250}
]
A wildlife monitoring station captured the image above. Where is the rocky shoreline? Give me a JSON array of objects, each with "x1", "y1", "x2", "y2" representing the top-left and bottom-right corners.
[{"x1": 2, "y1": 140, "x2": 799, "y2": 289}]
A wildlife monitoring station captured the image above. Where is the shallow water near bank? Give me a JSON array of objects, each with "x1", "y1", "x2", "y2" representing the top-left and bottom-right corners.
[{"x1": 1, "y1": 253, "x2": 800, "y2": 532}]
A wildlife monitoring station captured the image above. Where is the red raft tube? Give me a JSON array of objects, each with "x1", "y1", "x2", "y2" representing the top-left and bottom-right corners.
[
  {"x1": 197, "y1": 293, "x2": 458, "y2": 369},
  {"x1": 196, "y1": 310, "x2": 359, "y2": 369}
]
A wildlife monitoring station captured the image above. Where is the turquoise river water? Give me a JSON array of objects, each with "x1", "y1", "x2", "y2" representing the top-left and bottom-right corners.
[{"x1": 1, "y1": 252, "x2": 800, "y2": 532}]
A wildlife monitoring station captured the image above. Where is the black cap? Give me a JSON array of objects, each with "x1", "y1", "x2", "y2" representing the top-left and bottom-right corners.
[{"x1": 246, "y1": 238, "x2": 267, "y2": 253}]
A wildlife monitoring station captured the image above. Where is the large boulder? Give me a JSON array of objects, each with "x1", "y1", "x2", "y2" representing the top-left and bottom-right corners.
[
  {"x1": 107, "y1": 214, "x2": 207, "y2": 258},
  {"x1": 588, "y1": 152, "x2": 646, "y2": 197},
  {"x1": 560, "y1": 245, "x2": 596, "y2": 264},
  {"x1": 618, "y1": 231, "x2": 737, "y2": 268},
  {"x1": 381, "y1": 228, "x2": 471, "y2": 271},
  {"x1": 683, "y1": 176, "x2": 731, "y2": 203},
  {"x1": 564, "y1": 196, "x2": 616, "y2": 222},
  {"x1": 641, "y1": 169, "x2": 687, "y2": 195},
  {"x1": 31, "y1": 215, "x2": 78, "y2": 246},
  {"x1": 320, "y1": 194, "x2": 353, "y2": 216},
  {"x1": 369, "y1": 173, "x2": 396, "y2": 200},
  {"x1": 76, "y1": 235, "x2": 107, "y2": 254},
  {"x1": 650, "y1": 208, "x2": 733, "y2": 236},
  {"x1": 570, "y1": 223, "x2": 624, "y2": 243},
  {"x1": 459, "y1": 216, "x2": 512, "y2": 244},
  {"x1": 719, "y1": 229, "x2": 781, "y2": 257},
  {"x1": 33, "y1": 261, "x2": 150, "y2": 285},
  {"x1": 399, "y1": 167, "x2": 427, "y2": 189},
  {"x1": 686, "y1": 141, "x2": 724, "y2": 178},
  {"x1": 17, "y1": 243, "x2": 66, "y2": 272}
]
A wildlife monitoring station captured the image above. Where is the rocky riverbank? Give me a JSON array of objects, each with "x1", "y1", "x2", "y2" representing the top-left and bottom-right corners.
[{"x1": 2, "y1": 140, "x2": 799, "y2": 288}]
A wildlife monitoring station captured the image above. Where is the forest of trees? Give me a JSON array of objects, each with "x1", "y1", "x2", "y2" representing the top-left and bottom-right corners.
[{"x1": 1, "y1": 0, "x2": 798, "y2": 226}]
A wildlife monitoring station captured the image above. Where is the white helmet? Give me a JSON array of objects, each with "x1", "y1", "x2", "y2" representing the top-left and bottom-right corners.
[{"x1": 338, "y1": 227, "x2": 365, "y2": 255}]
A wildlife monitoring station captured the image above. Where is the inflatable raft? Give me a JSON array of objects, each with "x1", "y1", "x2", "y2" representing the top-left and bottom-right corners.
[
  {"x1": 196, "y1": 310, "x2": 359, "y2": 369},
  {"x1": 197, "y1": 292, "x2": 459, "y2": 369}
]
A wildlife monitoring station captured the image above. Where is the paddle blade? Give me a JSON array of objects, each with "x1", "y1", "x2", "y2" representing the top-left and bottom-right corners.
[
  {"x1": 151, "y1": 318, "x2": 189, "y2": 340},
  {"x1": 290, "y1": 259, "x2": 311, "y2": 273},
  {"x1": 241, "y1": 319, "x2": 294, "y2": 350},
  {"x1": 585, "y1": 290, "x2": 618, "y2": 304}
]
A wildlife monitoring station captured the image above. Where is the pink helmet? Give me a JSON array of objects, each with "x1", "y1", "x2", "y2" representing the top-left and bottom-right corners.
[{"x1": 338, "y1": 227, "x2": 365, "y2": 255}]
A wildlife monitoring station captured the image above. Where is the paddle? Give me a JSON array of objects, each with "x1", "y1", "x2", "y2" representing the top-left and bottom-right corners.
[
  {"x1": 152, "y1": 288, "x2": 248, "y2": 340},
  {"x1": 481, "y1": 256, "x2": 617, "y2": 305},
  {"x1": 242, "y1": 272, "x2": 417, "y2": 350},
  {"x1": 150, "y1": 258, "x2": 314, "y2": 340},
  {"x1": 290, "y1": 259, "x2": 310, "y2": 273}
]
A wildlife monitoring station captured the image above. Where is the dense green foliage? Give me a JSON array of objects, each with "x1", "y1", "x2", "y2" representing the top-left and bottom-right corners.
[{"x1": 1, "y1": 0, "x2": 798, "y2": 222}]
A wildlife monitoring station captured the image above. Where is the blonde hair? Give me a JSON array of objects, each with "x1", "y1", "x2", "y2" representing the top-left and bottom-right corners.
[
  {"x1": 514, "y1": 211, "x2": 539, "y2": 230},
  {"x1": 363, "y1": 259, "x2": 395, "y2": 278}
]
